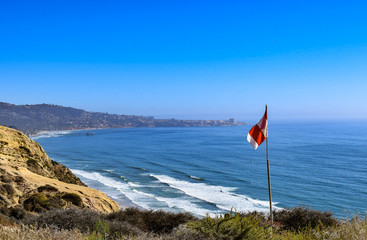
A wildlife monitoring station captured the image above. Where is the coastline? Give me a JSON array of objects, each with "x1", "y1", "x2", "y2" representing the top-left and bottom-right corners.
[{"x1": 29, "y1": 124, "x2": 246, "y2": 139}]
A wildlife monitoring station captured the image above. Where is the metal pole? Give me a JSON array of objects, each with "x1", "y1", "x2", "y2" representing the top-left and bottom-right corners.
[{"x1": 266, "y1": 123, "x2": 273, "y2": 225}]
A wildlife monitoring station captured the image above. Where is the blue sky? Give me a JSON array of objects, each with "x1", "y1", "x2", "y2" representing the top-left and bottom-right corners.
[{"x1": 1, "y1": 1, "x2": 367, "y2": 121}]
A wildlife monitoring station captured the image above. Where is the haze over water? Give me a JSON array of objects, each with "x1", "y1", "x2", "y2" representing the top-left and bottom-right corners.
[{"x1": 34, "y1": 121, "x2": 367, "y2": 219}]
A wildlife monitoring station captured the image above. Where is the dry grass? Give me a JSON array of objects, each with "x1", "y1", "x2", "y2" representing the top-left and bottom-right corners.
[
  {"x1": 326, "y1": 216, "x2": 367, "y2": 240},
  {"x1": 0, "y1": 224, "x2": 85, "y2": 240}
]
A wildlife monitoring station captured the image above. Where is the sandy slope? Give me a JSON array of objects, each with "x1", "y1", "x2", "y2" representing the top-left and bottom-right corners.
[{"x1": 0, "y1": 125, "x2": 120, "y2": 213}]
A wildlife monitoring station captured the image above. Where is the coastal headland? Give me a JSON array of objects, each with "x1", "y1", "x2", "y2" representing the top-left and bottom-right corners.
[
  {"x1": 0, "y1": 102, "x2": 245, "y2": 136},
  {"x1": 0, "y1": 125, "x2": 119, "y2": 215}
]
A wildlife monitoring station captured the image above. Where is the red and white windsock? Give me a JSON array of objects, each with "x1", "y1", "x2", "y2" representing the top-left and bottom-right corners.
[{"x1": 247, "y1": 107, "x2": 268, "y2": 150}]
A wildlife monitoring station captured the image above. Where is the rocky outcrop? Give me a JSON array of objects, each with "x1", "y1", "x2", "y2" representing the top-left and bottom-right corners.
[{"x1": 0, "y1": 125, "x2": 119, "y2": 216}]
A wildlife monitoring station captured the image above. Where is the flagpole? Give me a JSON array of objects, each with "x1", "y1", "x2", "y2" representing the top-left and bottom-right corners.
[{"x1": 265, "y1": 104, "x2": 273, "y2": 225}]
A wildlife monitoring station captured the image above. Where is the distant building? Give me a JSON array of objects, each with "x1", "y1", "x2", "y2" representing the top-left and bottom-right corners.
[{"x1": 228, "y1": 118, "x2": 236, "y2": 124}]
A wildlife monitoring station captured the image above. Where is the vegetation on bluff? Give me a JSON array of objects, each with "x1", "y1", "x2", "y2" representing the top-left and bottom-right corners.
[
  {"x1": 1, "y1": 206, "x2": 366, "y2": 240},
  {"x1": 0, "y1": 125, "x2": 119, "y2": 215}
]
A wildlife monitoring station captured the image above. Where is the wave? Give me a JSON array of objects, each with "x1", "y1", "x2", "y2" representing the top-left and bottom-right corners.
[
  {"x1": 150, "y1": 174, "x2": 280, "y2": 213},
  {"x1": 130, "y1": 166, "x2": 148, "y2": 171},
  {"x1": 71, "y1": 169, "x2": 280, "y2": 216},
  {"x1": 155, "y1": 196, "x2": 221, "y2": 217},
  {"x1": 71, "y1": 169, "x2": 158, "y2": 209},
  {"x1": 171, "y1": 170, "x2": 205, "y2": 181},
  {"x1": 31, "y1": 130, "x2": 73, "y2": 140},
  {"x1": 189, "y1": 175, "x2": 205, "y2": 181}
]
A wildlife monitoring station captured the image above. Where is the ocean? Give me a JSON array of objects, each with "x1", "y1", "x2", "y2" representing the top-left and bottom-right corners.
[{"x1": 33, "y1": 122, "x2": 367, "y2": 219}]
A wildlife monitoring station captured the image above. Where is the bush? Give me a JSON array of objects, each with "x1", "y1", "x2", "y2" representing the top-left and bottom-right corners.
[
  {"x1": 105, "y1": 207, "x2": 197, "y2": 234},
  {"x1": 9, "y1": 207, "x2": 28, "y2": 220},
  {"x1": 274, "y1": 206, "x2": 338, "y2": 231},
  {"x1": 91, "y1": 219, "x2": 110, "y2": 240},
  {"x1": 23, "y1": 208, "x2": 143, "y2": 237},
  {"x1": 26, "y1": 158, "x2": 39, "y2": 167},
  {"x1": 37, "y1": 184, "x2": 58, "y2": 192},
  {"x1": 23, "y1": 193, "x2": 50, "y2": 212},
  {"x1": 23, "y1": 207, "x2": 196, "y2": 238},
  {"x1": 187, "y1": 209, "x2": 269, "y2": 240},
  {"x1": 26, "y1": 158, "x2": 43, "y2": 175},
  {"x1": 61, "y1": 193, "x2": 83, "y2": 207}
]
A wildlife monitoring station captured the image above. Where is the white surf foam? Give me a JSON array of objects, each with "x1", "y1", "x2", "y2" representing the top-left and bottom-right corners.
[
  {"x1": 155, "y1": 196, "x2": 220, "y2": 217},
  {"x1": 151, "y1": 174, "x2": 280, "y2": 213},
  {"x1": 31, "y1": 130, "x2": 73, "y2": 140},
  {"x1": 71, "y1": 169, "x2": 158, "y2": 209},
  {"x1": 71, "y1": 169, "x2": 280, "y2": 216}
]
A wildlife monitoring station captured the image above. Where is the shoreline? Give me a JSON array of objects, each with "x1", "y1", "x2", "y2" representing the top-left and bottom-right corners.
[{"x1": 29, "y1": 125, "x2": 246, "y2": 139}]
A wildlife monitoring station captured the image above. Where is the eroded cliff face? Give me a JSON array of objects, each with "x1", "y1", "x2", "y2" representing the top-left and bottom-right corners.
[{"x1": 0, "y1": 126, "x2": 119, "y2": 216}]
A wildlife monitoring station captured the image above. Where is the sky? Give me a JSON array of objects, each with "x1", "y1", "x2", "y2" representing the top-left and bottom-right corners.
[{"x1": 1, "y1": 0, "x2": 367, "y2": 121}]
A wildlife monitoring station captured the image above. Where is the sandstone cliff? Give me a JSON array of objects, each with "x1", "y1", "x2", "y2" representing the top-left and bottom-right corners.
[{"x1": 0, "y1": 125, "x2": 119, "y2": 216}]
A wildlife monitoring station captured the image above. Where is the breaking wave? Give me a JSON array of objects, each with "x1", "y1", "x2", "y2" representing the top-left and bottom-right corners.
[
  {"x1": 31, "y1": 130, "x2": 73, "y2": 140},
  {"x1": 71, "y1": 169, "x2": 157, "y2": 209},
  {"x1": 71, "y1": 169, "x2": 278, "y2": 217},
  {"x1": 151, "y1": 174, "x2": 279, "y2": 213}
]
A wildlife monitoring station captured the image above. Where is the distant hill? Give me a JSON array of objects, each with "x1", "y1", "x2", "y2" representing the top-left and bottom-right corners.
[{"x1": 0, "y1": 102, "x2": 243, "y2": 135}]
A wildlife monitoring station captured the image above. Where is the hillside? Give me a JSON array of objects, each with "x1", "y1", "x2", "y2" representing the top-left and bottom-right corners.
[
  {"x1": 0, "y1": 125, "x2": 119, "y2": 216},
  {"x1": 0, "y1": 102, "x2": 242, "y2": 135}
]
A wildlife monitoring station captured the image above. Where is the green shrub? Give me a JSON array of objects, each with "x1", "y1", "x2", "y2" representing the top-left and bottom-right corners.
[
  {"x1": 23, "y1": 193, "x2": 49, "y2": 212},
  {"x1": 61, "y1": 193, "x2": 83, "y2": 207},
  {"x1": 47, "y1": 195, "x2": 67, "y2": 209},
  {"x1": 26, "y1": 159, "x2": 38, "y2": 166},
  {"x1": 238, "y1": 211, "x2": 269, "y2": 226},
  {"x1": 187, "y1": 209, "x2": 269, "y2": 240},
  {"x1": 37, "y1": 184, "x2": 59, "y2": 192},
  {"x1": 92, "y1": 219, "x2": 110, "y2": 240},
  {"x1": 274, "y1": 206, "x2": 337, "y2": 231},
  {"x1": 26, "y1": 158, "x2": 43, "y2": 175}
]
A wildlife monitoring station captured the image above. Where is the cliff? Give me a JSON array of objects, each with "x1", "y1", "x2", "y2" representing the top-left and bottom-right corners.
[{"x1": 0, "y1": 125, "x2": 119, "y2": 216}]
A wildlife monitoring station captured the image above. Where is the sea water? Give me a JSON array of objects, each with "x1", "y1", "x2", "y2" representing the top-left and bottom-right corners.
[{"x1": 33, "y1": 122, "x2": 367, "y2": 218}]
